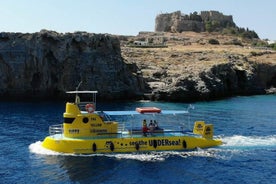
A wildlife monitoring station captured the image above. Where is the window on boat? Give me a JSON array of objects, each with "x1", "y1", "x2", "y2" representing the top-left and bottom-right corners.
[{"x1": 97, "y1": 111, "x2": 112, "y2": 121}]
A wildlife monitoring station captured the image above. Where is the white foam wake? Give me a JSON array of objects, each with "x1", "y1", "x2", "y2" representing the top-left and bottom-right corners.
[
  {"x1": 106, "y1": 149, "x2": 219, "y2": 162},
  {"x1": 221, "y1": 135, "x2": 276, "y2": 148},
  {"x1": 29, "y1": 141, "x2": 63, "y2": 156}
]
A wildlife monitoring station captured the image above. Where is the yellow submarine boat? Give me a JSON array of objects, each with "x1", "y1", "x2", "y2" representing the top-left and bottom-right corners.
[{"x1": 42, "y1": 91, "x2": 222, "y2": 154}]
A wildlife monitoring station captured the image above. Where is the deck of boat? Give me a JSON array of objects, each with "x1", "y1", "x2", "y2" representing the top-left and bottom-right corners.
[{"x1": 49, "y1": 129, "x2": 195, "y2": 140}]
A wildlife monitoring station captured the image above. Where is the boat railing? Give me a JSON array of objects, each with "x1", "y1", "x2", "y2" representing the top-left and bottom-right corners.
[
  {"x1": 118, "y1": 123, "x2": 125, "y2": 132},
  {"x1": 49, "y1": 124, "x2": 63, "y2": 135}
]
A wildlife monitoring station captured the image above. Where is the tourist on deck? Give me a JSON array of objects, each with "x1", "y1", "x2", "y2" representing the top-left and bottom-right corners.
[
  {"x1": 153, "y1": 120, "x2": 159, "y2": 129},
  {"x1": 148, "y1": 121, "x2": 155, "y2": 135},
  {"x1": 142, "y1": 119, "x2": 148, "y2": 136}
]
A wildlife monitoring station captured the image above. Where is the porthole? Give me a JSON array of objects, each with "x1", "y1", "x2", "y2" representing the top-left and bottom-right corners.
[{"x1": 83, "y1": 117, "x2": 89, "y2": 123}]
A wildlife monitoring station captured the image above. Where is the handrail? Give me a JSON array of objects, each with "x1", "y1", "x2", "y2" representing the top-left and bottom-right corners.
[
  {"x1": 118, "y1": 123, "x2": 125, "y2": 132},
  {"x1": 48, "y1": 123, "x2": 191, "y2": 137},
  {"x1": 49, "y1": 124, "x2": 63, "y2": 135}
]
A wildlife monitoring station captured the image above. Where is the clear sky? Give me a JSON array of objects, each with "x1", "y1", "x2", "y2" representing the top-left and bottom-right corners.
[{"x1": 1, "y1": 0, "x2": 275, "y2": 40}]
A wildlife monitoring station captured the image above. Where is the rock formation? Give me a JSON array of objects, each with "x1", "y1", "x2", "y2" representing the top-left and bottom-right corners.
[
  {"x1": 121, "y1": 32, "x2": 276, "y2": 102},
  {"x1": 1, "y1": 29, "x2": 276, "y2": 102},
  {"x1": 150, "y1": 56, "x2": 276, "y2": 102},
  {"x1": 0, "y1": 30, "x2": 143, "y2": 100}
]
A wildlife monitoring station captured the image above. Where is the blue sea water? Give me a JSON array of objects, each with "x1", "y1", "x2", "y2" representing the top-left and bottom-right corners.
[{"x1": 1, "y1": 95, "x2": 276, "y2": 184}]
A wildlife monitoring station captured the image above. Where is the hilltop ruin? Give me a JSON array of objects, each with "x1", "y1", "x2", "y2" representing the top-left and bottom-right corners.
[{"x1": 155, "y1": 10, "x2": 236, "y2": 33}]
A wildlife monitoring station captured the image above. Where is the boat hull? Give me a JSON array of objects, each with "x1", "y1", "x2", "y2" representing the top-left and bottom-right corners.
[{"x1": 42, "y1": 135, "x2": 222, "y2": 154}]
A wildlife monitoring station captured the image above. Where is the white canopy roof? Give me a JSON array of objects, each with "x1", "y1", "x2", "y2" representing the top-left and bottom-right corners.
[
  {"x1": 66, "y1": 91, "x2": 98, "y2": 94},
  {"x1": 101, "y1": 110, "x2": 188, "y2": 116}
]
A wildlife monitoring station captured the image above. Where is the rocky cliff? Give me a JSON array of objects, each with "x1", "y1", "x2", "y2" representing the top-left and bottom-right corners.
[
  {"x1": 149, "y1": 56, "x2": 276, "y2": 102},
  {"x1": 0, "y1": 30, "x2": 143, "y2": 100},
  {"x1": 121, "y1": 32, "x2": 276, "y2": 102},
  {"x1": 1, "y1": 30, "x2": 276, "y2": 102}
]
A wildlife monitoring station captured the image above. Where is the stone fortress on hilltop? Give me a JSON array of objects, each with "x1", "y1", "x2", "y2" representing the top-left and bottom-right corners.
[{"x1": 155, "y1": 10, "x2": 236, "y2": 33}]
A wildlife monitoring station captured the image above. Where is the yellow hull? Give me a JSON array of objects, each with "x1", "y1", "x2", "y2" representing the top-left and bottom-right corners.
[
  {"x1": 42, "y1": 135, "x2": 222, "y2": 154},
  {"x1": 41, "y1": 95, "x2": 222, "y2": 154}
]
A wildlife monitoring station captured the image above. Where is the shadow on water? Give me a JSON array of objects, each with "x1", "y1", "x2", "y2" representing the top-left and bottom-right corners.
[
  {"x1": 30, "y1": 149, "x2": 224, "y2": 184},
  {"x1": 33, "y1": 155, "x2": 119, "y2": 183}
]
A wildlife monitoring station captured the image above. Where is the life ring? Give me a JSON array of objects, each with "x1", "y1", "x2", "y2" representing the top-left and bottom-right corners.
[{"x1": 85, "y1": 103, "x2": 95, "y2": 113}]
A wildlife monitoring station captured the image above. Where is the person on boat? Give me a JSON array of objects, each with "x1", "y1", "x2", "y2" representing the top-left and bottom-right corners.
[
  {"x1": 148, "y1": 120, "x2": 155, "y2": 135},
  {"x1": 142, "y1": 119, "x2": 148, "y2": 136},
  {"x1": 153, "y1": 120, "x2": 159, "y2": 130}
]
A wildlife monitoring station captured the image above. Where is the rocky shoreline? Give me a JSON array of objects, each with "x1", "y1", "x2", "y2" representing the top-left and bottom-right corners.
[
  {"x1": 0, "y1": 30, "x2": 275, "y2": 102},
  {"x1": 121, "y1": 32, "x2": 276, "y2": 102}
]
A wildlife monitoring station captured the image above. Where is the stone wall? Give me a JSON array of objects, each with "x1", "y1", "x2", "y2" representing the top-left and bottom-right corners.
[
  {"x1": 155, "y1": 10, "x2": 235, "y2": 33},
  {"x1": 0, "y1": 30, "x2": 144, "y2": 100},
  {"x1": 200, "y1": 11, "x2": 233, "y2": 22}
]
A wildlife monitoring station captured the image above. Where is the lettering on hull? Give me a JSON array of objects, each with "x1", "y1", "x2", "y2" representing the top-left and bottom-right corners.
[
  {"x1": 129, "y1": 140, "x2": 147, "y2": 146},
  {"x1": 129, "y1": 139, "x2": 181, "y2": 147},
  {"x1": 149, "y1": 139, "x2": 181, "y2": 147},
  {"x1": 90, "y1": 129, "x2": 107, "y2": 133}
]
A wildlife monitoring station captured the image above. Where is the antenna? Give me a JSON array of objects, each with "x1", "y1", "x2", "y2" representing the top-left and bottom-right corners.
[
  {"x1": 76, "y1": 81, "x2": 82, "y2": 91},
  {"x1": 187, "y1": 104, "x2": 195, "y2": 130}
]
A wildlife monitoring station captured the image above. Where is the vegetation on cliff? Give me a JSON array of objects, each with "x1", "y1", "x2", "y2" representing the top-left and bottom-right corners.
[{"x1": 121, "y1": 31, "x2": 276, "y2": 101}]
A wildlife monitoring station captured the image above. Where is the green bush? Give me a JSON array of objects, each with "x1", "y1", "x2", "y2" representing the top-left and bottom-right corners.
[
  {"x1": 205, "y1": 20, "x2": 220, "y2": 32},
  {"x1": 250, "y1": 51, "x2": 258, "y2": 56},
  {"x1": 252, "y1": 40, "x2": 268, "y2": 47},
  {"x1": 222, "y1": 27, "x2": 237, "y2": 35},
  {"x1": 241, "y1": 30, "x2": 259, "y2": 39},
  {"x1": 268, "y1": 43, "x2": 276, "y2": 50},
  {"x1": 221, "y1": 27, "x2": 259, "y2": 40},
  {"x1": 208, "y1": 39, "x2": 220, "y2": 45},
  {"x1": 231, "y1": 39, "x2": 243, "y2": 46}
]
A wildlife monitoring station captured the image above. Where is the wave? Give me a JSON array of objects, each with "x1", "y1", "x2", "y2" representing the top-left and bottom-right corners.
[
  {"x1": 29, "y1": 141, "x2": 62, "y2": 156},
  {"x1": 221, "y1": 135, "x2": 276, "y2": 149}
]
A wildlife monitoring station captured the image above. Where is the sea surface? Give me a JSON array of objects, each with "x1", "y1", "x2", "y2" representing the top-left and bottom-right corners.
[{"x1": 1, "y1": 95, "x2": 276, "y2": 184}]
